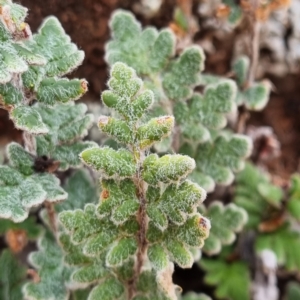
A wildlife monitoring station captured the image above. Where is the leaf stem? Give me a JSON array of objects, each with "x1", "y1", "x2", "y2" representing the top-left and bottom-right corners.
[
  {"x1": 128, "y1": 151, "x2": 148, "y2": 299},
  {"x1": 236, "y1": 1, "x2": 260, "y2": 133},
  {"x1": 44, "y1": 201, "x2": 57, "y2": 234}
]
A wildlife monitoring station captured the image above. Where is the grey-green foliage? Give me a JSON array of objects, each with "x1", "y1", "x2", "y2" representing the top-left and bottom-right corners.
[
  {"x1": 58, "y1": 62, "x2": 211, "y2": 299},
  {"x1": 232, "y1": 56, "x2": 271, "y2": 110},
  {"x1": 199, "y1": 202, "x2": 247, "y2": 255},
  {"x1": 0, "y1": 14, "x2": 87, "y2": 135},
  {"x1": 183, "y1": 133, "x2": 252, "y2": 192},
  {"x1": 0, "y1": 4, "x2": 93, "y2": 227},
  {"x1": 23, "y1": 232, "x2": 75, "y2": 300},
  {"x1": 105, "y1": 10, "x2": 252, "y2": 193},
  {"x1": 0, "y1": 249, "x2": 27, "y2": 300},
  {"x1": 55, "y1": 169, "x2": 98, "y2": 213},
  {"x1": 0, "y1": 143, "x2": 67, "y2": 222},
  {"x1": 24, "y1": 170, "x2": 99, "y2": 300},
  {"x1": 0, "y1": 0, "x2": 45, "y2": 84},
  {"x1": 202, "y1": 56, "x2": 271, "y2": 111},
  {"x1": 22, "y1": 16, "x2": 86, "y2": 104},
  {"x1": 34, "y1": 103, "x2": 95, "y2": 170}
]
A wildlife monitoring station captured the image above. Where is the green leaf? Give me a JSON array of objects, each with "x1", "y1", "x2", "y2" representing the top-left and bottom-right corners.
[
  {"x1": 200, "y1": 258, "x2": 250, "y2": 300},
  {"x1": 202, "y1": 202, "x2": 247, "y2": 255},
  {"x1": 191, "y1": 134, "x2": 252, "y2": 192},
  {"x1": 98, "y1": 116, "x2": 133, "y2": 144},
  {"x1": 287, "y1": 175, "x2": 300, "y2": 221},
  {"x1": 137, "y1": 116, "x2": 174, "y2": 149},
  {"x1": 142, "y1": 154, "x2": 195, "y2": 185},
  {"x1": 0, "y1": 83, "x2": 22, "y2": 107},
  {"x1": 234, "y1": 163, "x2": 282, "y2": 229},
  {"x1": 7, "y1": 142, "x2": 34, "y2": 176},
  {"x1": 0, "y1": 42, "x2": 28, "y2": 83},
  {"x1": 0, "y1": 176, "x2": 46, "y2": 222},
  {"x1": 13, "y1": 44, "x2": 46, "y2": 66},
  {"x1": 182, "y1": 292, "x2": 212, "y2": 300},
  {"x1": 80, "y1": 147, "x2": 136, "y2": 178},
  {"x1": 232, "y1": 56, "x2": 249, "y2": 87},
  {"x1": 158, "y1": 181, "x2": 206, "y2": 225},
  {"x1": 59, "y1": 204, "x2": 105, "y2": 244},
  {"x1": 257, "y1": 182, "x2": 283, "y2": 208},
  {"x1": 173, "y1": 214, "x2": 210, "y2": 247},
  {"x1": 106, "y1": 10, "x2": 175, "y2": 75},
  {"x1": 106, "y1": 237, "x2": 137, "y2": 267},
  {"x1": 255, "y1": 223, "x2": 300, "y2": 271},
  {"x1": 111, "y1": 199, "x2": 139, "y2": 225},
  {"x1": 23, "y1": 233, "x2": 75, "y2": 300},
  {"x1": 34, "y1": 103, "x2": 94, "y2": 171},
  {"x1": 286, "y1": 282, "x2": 300, "y2": 300},
  {"x1": 102, "y1": 62, "x2": 154, "y2": 121},
  {"x1": 0, "y1": 165, "x2": 23, "y2": 186},
  {"x1": 162, "y1": 46, "x2": 204, "y2": 101},
  {"x1": 174, "y1": 80, "x2": 237, "y2": 143},
  {"x1": 148, "y1": 244, "x2": 169, "y2": 270},
  {"x1": 56, "y1": 170, "x2": 98, "y2": 212},
  {"x1": 164, "y1": 240, "x2": 193, "y2": 268},
  {"x1": 25, "y1": 16, "x2": 84, "y2": 78},
  {"x1": 146, "y1": 204, "x2": 168, "y2": 231},
  {"x1": 88, "y1": 278, "x2": 124, "y2": 300},
  {"x1": 31, "y1": 173, "x2": 67, "y2": 202},
  {"x1": 10, "y1": 105, "x2": 48, "y2": 134},
  {"x1": 36, "y1": 78, "x2": 87, "y2": 105},
  {"x1": 222, "y1": 0, "x2": 243, "y2": 25}
]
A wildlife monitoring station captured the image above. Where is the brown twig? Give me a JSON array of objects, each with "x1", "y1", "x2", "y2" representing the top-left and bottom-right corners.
[
  {"x1": 44, "y1": 201, "x2": 57, "y2": 234},
  {"x1": 128, "y1": 154, "x2": 148, "y2": 300},
  {"x1": 236, "y1": 0, "x2": 261, "y2": 133}
]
